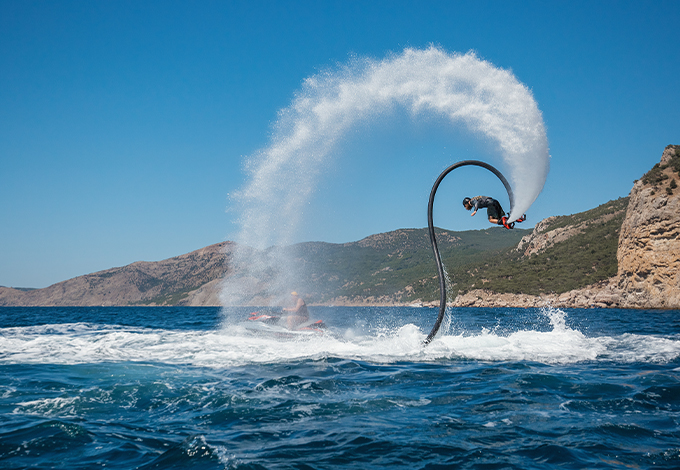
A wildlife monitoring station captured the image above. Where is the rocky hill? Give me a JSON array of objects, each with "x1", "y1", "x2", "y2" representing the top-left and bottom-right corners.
[
  {"x1": 0, "y1": 228, "x2": 529, "y2": 307},
  {"x1": 2, "y1": 145, "x2": 678, "y2": 309},
  {"x1": 287, "y1": 227, "x2": 529, "y2": 304},
  {"x1": 0, "y1": 242, "x2": 234, "y2": 306},
  {"x1": 463, "y1": 196, "x2": 629, "y2": 295},
  {"x1": 454, "y1": 145, "x2": 680, "y2": 309}
]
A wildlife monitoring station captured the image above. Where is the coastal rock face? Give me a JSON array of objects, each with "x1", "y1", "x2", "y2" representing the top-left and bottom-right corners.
[
  {"x1": 616, "y1": 145, "x2": 680, "y2": 308},
  {"x1": 516, "y1": 206, "x2": 627, "y2": 258},
  {"x1": 451, "y1": 281, "x2": 626, "y2": 309},
  {"x1": 515, "y1": 216, "x2": 558, "y2": 256}
]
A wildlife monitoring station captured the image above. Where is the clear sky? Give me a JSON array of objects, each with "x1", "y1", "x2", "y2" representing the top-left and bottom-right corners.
[{"x1": 1, "y1": 0, "x2": 678, "y2": 288}]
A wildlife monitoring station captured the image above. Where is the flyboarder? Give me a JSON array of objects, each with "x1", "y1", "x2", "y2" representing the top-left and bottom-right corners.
[{"x1": 462, "y1": 196, "x2": 526, "y2": 229}]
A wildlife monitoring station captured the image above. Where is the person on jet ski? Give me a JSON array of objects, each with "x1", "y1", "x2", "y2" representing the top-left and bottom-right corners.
[
  {"x1": 462, "y1": 196, "x2": 525, "y2": 229},
  {"x1": 283, "y1": 291, "x2": 309, "y2": 329}
]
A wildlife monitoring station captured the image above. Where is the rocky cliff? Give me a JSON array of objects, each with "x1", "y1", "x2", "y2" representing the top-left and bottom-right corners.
[
  {"x1": 516, "y1": 204, "x2": 627, "y2": 258},
  {"x1": 616, "y1": 145, "x2": 680, "y2": 308}
]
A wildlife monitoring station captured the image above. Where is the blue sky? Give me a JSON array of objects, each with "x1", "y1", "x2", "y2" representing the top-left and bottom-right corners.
[{"x1": 1, "y1": 0, "x2": 678, "y2": 288}]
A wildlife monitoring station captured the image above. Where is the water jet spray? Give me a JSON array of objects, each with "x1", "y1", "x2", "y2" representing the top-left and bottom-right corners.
[{"x1": 222, "y1": 47, "x2": 549, "y2": 308}]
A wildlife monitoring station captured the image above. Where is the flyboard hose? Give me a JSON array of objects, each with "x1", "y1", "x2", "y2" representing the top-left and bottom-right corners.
[{"x1": 424, "y1": 160, "x2": 514, "y2": 345}]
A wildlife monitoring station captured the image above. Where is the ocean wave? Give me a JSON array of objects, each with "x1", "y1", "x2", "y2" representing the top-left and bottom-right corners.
[{"x1": 1, "y1": 310, "x2": 678, "y2": 367}]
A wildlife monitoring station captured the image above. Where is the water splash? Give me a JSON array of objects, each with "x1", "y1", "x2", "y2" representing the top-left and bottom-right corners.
[
  {"x1": 440, "y1": 264, "x2": 455, "y2": 335},
  {"x1": 222, "y1": 46, "x2": 550, "y2": 306},
  {"x1": 3, "y1": 309, "x2": 680, "y2": 366}
]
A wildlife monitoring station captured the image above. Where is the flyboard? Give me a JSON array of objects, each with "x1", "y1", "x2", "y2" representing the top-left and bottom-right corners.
[{"x1": 245, "y1": 311, "x2": 327, "y2": 338}]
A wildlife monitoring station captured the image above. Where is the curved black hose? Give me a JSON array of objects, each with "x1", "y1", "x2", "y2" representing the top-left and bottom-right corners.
[{"x1": 423, "y1": 160, "x2": 514, "y2": 345}]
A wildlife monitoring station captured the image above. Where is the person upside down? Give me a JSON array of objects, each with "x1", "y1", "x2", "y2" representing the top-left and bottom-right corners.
[{"x1": 462, "y1": 196, "x2": 526, "y2": 229}]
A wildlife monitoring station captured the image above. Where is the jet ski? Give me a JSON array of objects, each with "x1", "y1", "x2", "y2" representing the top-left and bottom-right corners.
[{"x1": 245, "y1": 311, "x2": 327, "y2": 338}]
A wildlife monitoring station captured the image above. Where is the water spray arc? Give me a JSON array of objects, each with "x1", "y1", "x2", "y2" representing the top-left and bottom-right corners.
[
  {"x1": 424, "y1": 160, "x2": 514, "y2": 345},
  {"x1": 221, "y1": 47, "x2": 549, "y2": 308}
]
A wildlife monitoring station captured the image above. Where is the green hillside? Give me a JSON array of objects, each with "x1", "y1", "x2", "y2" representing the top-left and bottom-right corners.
[
  {"x1": 451, "y1": 197, "x2": 629, "y2": 296},
  {"x1": 290, "y1": 228, "x2": 529, "y2": 303},
  {"x1": 286, "y1": 197, "x2": 629, "y2": 303}
]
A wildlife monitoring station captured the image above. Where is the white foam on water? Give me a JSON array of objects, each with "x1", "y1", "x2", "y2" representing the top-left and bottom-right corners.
[
  {"x1": 1, "y1": 308, "x2": 678, "y2": 367},
  {"x1": 221, "y1": 46, "x2": 550, "y2": 306}
]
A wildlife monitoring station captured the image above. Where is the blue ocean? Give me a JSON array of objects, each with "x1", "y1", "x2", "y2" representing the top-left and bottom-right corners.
[{"x1": 1, "y1": 306, "x2": 679, "y2": 469}]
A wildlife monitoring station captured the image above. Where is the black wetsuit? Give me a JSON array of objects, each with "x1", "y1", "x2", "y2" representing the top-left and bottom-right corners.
[{"x1": 469, "y1": 196, "x2": 505, "y2": 221}]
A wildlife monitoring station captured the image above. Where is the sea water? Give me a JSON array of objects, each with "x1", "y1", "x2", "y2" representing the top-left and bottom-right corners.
[{"x1": 0, "y1": 306, "x2": 678, "y2": 469}]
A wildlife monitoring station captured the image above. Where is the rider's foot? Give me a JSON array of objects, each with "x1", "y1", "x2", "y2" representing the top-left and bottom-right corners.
[{"x1": 500, "y1": 216, "x2": 514, "y2": 229}]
